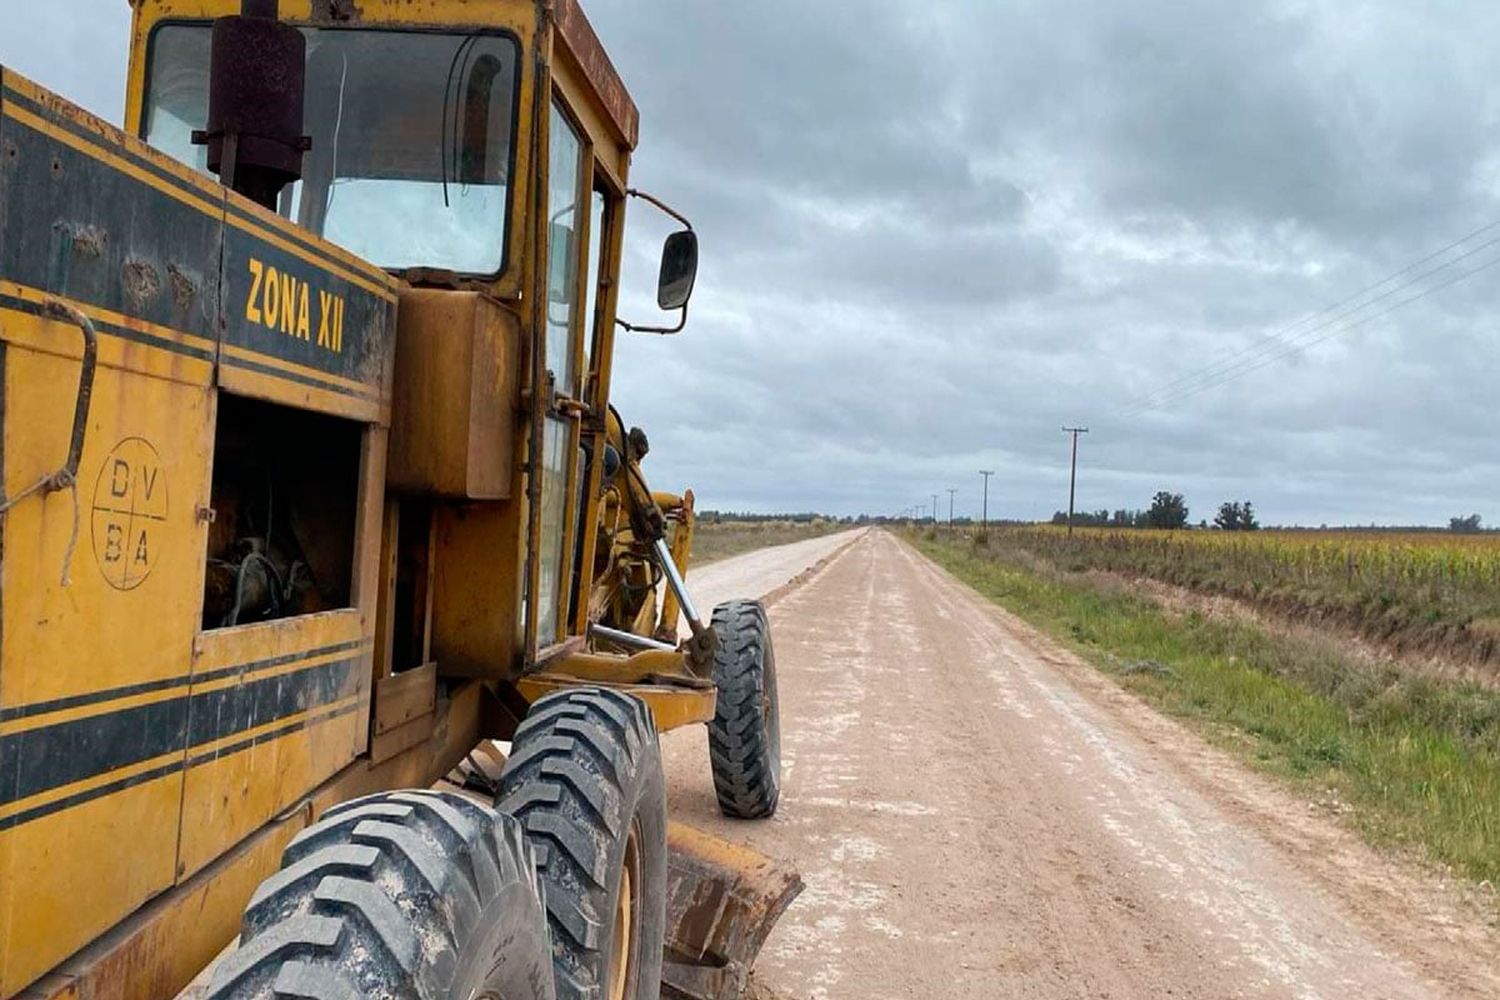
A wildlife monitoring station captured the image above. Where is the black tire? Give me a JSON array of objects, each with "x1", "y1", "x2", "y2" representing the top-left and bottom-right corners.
[
  {"x1": 498, "y1": 688, "x2": 667, "y2": 1000},
  {"x1": 206, "y1": 789, "x2": 553, "y2": 1000},
  {"x1": 707, "y1": 599, "x2": 782, "y2": 819}
]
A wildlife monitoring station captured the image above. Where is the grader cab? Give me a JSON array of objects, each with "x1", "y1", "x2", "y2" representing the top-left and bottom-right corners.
[{"x1": 0, "y1": 2, "x2": 795, "y2": 998}]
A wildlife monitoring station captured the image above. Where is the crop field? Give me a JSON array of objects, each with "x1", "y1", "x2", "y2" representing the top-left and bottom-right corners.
[{"x1": 987, "y1": 525, "x2": 1500, "y2": 670}]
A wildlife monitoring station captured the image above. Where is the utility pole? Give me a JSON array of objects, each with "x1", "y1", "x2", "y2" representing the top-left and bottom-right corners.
[
  {"x1": 979, "y1": 470, "x2": 994, "y2": 530},
  {"x1": 931, "y1": 493, "x2": 939, "y2": 526},
  {"x1": 1062, "y1": 426, "x2": 1089, "y2": 536},
  {"x1": 946, "y1": 488, "x2": 958, "y2": 527}
]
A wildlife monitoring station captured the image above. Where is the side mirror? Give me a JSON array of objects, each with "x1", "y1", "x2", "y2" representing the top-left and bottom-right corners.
[
  {"x1": 617, "y1": 189, "x2": 697, "y2": 335},
  {"x1": 657, "y1": 230, "x2": 698, "y2": 311}
]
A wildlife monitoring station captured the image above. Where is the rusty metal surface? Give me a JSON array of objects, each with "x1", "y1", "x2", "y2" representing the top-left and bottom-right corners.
[
  {"x1": 36, "y1": 300, "x2": 96, "y2": 495},
  {"x1": 387, "y1": 289, "x2": 521, "y2": 499},
  {"x1": 551, "y1": 0, "x2": 640, "y2": 150},
  {"x1": 661, "y1": 822, "x2": 804, "y2": 1000},
  {"x1": 195, "y1": 9, "x2": 310, "y2": 207},
  {"x1": 0, "y1": 299, "x2": 95, "y2": 585}
]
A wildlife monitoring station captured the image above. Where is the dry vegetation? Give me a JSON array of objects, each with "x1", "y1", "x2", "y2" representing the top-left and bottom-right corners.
[
  {"x1": 690, "y1": 517, "x2": 843, "y2": 566},
  {"x1": 1002, "y1": 524, "x2": 1500, "y2": 672}
]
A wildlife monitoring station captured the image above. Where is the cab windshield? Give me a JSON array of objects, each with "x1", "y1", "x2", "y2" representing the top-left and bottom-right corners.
[{"x1": 143, "y1": 25, "x2": 519, "y2": 275}]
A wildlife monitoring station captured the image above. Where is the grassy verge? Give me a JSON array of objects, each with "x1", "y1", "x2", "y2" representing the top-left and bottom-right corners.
[
  {"x1": 993, "y1": 524, "x2": 1500, "y2": 672},
  {"x1": 913, "y1": 531, "x2": 1500, "y2": 889},
  {"x1": 690, "y1": 519, "x2": 844, "y2": 567}
]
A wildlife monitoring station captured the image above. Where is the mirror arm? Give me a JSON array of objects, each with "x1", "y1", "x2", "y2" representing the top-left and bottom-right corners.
[
  {"x1": 626, "y1": 188, "x2": 693, "y2": 231},
  {"x1": 617, "y1": 189, "x2": 696, "y2": 334},
  {"x1": 615, "y1": 301, "x2": 689, "y2": 336}
]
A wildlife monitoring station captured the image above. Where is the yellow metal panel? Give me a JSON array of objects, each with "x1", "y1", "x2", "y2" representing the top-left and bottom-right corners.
[
  {"x1": 0, "y1": 331, "x2": 210, "y2": 994},
  {"x1": 19, "y1": 678, "x2": 492, "y2": 1000},
  {"x1": 0, "y1": 280, "x2": 215, "y2": 389},
  {"x1": 23, "y1": 786, "x2": 305, "y2": 1000},
  {"x1": 516, "y1": 675, "x2": 715, "y2": 733},
  {"x1": 0, "y1": 776, "x2": 185, "y2": 996},
  {"x1": 214, "y1": 362, "x2": 388, "y2": 425},
  {"x1": 215, "y1": 195, "x2": 399, "y2": 422},
  {"x1": 52, "y1": 813, "x2": 298, "y2": 1000},
  {"x1": 0, "y1": 348, "x2": 210, "y2": 707},
  {"x1": 387, "y1": 290, "x2": 522, "y2": 498},
  {"x1": 20, "y1": 679, "x2": 490, "y2": 1000},
  {"x1": 430, "y1": 502, "x2": 527, "y2": 679},
  {"x1": 177, "y1": 611, "x2": 370, "y2": 879}
]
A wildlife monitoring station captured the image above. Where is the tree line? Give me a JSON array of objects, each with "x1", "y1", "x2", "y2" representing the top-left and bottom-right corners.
[
  {"x1": 1050, "y1": 493, "x2": 1259, "y2": 530},
  {"x1": 1051, "y1": 495, "x2": 1491, "y2": 534}
]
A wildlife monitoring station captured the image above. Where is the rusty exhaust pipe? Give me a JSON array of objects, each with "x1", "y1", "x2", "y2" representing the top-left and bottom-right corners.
[{"x1": 191, "y1": 0, "x2": 311, "y2": 210}]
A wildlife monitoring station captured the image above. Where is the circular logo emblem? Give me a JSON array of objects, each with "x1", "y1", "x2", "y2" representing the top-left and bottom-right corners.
[{"x1": 91, "y1": 437, "x2": 168, "y2": 591}]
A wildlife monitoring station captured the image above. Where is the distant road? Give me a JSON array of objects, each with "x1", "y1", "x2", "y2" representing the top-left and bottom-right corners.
[
  {"x1": 684, "y1": 529, "x2": 863, "y2": 616},
  {"x1": 662, "y1": 529, "x2": 1500, "y2": 1000}
]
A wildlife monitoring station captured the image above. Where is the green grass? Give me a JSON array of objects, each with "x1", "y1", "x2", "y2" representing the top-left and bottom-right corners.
[{"x1": 914, "y1": 532, "x2": 1500, "y2": 888}]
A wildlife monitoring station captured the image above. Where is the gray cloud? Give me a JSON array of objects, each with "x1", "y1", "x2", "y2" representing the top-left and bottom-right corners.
[{"x1": 12, "y1": 1, "x2": 1500, "y2": 525}]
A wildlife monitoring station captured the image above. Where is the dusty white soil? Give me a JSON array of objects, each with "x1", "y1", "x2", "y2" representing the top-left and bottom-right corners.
[
  {"x1": 680, "y1": 530, "x2": 864, "y2": 625},
  {"x1": 662, "y1": 529, "x2": 1500, "y2": 1000}
]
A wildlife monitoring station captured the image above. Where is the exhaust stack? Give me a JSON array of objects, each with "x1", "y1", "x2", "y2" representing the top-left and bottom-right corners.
[{"x1": 191, "y1": 0, "x2": 310, "y2": 209}]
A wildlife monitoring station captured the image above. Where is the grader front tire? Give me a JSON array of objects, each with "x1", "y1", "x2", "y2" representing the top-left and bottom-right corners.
[
  {"x1": 498, "y1": 688, "x2": 668, "y2": 1000},
  {"x1": 205, "y1": 790, "x2": 553, "y2": 1000},
  {"x1": 708, "y1": 599, "x2": 782, "y2": 819}
]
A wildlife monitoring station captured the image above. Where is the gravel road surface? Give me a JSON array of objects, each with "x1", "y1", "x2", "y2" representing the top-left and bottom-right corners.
[{"x1": 664, "y1": 529, "x2": 1500, "y2": 1000}]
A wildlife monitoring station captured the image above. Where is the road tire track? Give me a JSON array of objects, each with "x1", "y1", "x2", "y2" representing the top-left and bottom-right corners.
[{"x1": 663, "y1": 530, "x2": 1500, "y2": 999}]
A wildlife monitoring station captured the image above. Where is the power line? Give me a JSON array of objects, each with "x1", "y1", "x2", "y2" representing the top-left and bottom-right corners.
[
  {"x1": 1125, "y1": 236, "x2": 1500, "y2": 416},
  {"x1": 1125, "y1": 223, "x2": 1500, "y2": 414},
  {"x1": 1121, "y1": 218, "x2": 1500, "y2": 416},
  {"x1": 1128, "y1": 217, "x2": 1500, "y2": 407},
  {"x1": 1134, "y1": 247, "x2": 1500, "y2": 412}
]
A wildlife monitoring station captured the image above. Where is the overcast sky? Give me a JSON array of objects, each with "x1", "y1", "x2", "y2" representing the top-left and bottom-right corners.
[{"x1": 10, "y1": 1, "x2": 1500, "y2": 525}]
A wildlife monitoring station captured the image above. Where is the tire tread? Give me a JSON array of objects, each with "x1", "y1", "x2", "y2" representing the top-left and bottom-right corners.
[
  {"x1": 206, "y1": 790, "x2": 545, "y2": 1000},
  {"x1": 707, "y1": 600, "x2": 781, "y2": 819},
  {"x1": 498, "y1": 688, "x2": 664, "y2": 999}
]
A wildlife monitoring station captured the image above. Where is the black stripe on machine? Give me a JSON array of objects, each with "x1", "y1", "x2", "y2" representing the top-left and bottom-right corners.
[
  {"x1": 0, "y1": 655, "x2": 360, "y2": 812},
  {"x1": 0, "y1": 637, "x2": 368, "y2": 724},
  {"x1": 0, "y1": 700, "x2": 361, "y2": 832}
]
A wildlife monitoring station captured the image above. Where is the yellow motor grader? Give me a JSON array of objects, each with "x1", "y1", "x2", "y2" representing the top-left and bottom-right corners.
[{"x1": 0, "y1": 2, "x2": 794, "y2": 998}]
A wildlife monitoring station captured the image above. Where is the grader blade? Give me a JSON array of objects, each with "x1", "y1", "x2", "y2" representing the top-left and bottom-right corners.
[{"x1": 661, "y1": 822, "x2": 803, "y2": 1000}]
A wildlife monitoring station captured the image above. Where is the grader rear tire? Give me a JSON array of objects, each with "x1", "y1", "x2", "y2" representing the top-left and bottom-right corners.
[
  {"x1": 205, "y1": 789, "x2": 553, "y2": 1000},
  {"x1": 707, "y1": 599, "x2": 782, "y2": 819},
  {"x1": 498, "y1": 688, "x2": 667, "y2": 1000}
]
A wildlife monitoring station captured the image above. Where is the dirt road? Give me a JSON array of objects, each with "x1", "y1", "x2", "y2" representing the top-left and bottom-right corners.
[
  {"x1": 688, "y1": 530, "x2": 865, "y2": 612},
  {"x1": 665, "y1": 529, "x2": 1500, "y2": 1000}
]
